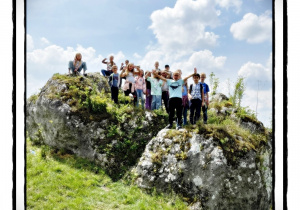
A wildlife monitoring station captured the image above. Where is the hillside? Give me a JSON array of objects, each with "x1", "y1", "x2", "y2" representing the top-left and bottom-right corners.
[{"x1": 26, "y1": 73, "x2": 273, "y2": 209}]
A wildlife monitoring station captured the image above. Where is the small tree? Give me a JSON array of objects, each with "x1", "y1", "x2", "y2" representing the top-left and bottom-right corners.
[
  {"x1": 209, "y1": 72, "x2": 219, "y2": 96},
  {"x1": 233, "y1": 76, "x2": 245, "y2": 108}
]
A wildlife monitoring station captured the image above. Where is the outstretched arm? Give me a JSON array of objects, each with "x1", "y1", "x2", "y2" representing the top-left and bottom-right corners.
[
  {"x1": 102, "y1": 58, "x2": 108, "y2": 64},
  {"x1": 183, "y1": 67, "x2": 197, "y2": 83},
  {"x1": 152, "y1": 70, "x2": 167, "y2": 82}
]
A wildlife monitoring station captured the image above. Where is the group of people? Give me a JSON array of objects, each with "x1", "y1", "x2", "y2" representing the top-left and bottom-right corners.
[{"x1": 68, "y1": 53, "x2": 210, "y2": 130}]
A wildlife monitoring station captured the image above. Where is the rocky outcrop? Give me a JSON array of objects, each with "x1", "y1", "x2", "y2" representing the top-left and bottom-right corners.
[
  {"x1": 133, "y1": 129, "x2": 272, "y2": 210},
  {"x1": 26, "y1": 73, "x2": 168, "y2": 180},
  {"x1": 26, "y1": 74, "x2": 272, "y2": 208}
]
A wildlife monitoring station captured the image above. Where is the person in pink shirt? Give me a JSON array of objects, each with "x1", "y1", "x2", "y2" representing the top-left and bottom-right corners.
[{"x1": 135, "y1": 70, "x2": 146, "y2": 109}]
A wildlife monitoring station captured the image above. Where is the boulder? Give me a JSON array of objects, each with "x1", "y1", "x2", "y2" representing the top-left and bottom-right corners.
[
  {"x1": 26, "y1": 73, "x2": 168, "y2": 180},
  {"x1": 133, "y1": 129, "x2": 272, "y2": 210}
]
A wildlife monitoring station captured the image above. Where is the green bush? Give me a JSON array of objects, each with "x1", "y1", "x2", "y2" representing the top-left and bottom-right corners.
[{"x1": 90, "y1": 95, "x2": 107, "y2": 113}]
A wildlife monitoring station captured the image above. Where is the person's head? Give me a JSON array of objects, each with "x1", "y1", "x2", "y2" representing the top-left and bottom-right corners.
[
  {"x1": 154, "y1": 61, "x2": 159, "y2": 69},
  {"x1": 125, "y1": 60, "x2": 129, "y2": 65},
  {"x1": 109, "y1": 55, "x2": 114, "y2": 62},
  {"x1": 74, "y1": 53, "x2": 82, "y2": 61},
  {"x1": 139, "y1": 70, "x2": 144, "y2": 77},
  {"x1": 200, "y1": 73, "x2": 206, "y2": 82},
  {"x1": 193, "y1": 73, "x2": 200, "y2": 84},
  {"x1": 165, "y1": 64, "x2": 170, "y2": 71},
  {"x1": 127, "y1": 63, "x2": 134, "y2": 72},
  {"x1": 161, "y1": 70, "x2": 167, "y2": 78},
  {"x1": 112, "y1": 65, "x2": 118, "y2": 74},
  {"x1": 173, "y1": 70, "x2": 181, "y2": 81}
]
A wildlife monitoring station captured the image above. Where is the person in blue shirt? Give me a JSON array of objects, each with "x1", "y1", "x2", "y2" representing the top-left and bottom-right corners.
[
  {"x1": 200, "y1": 73, "x2": 210, "y2": 124},
  {"x1": 153, "y1": 68, "x2": 196, "y2": 130}
]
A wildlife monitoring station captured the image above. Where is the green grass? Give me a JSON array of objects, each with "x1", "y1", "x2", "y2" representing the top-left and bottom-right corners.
[{"x1": 27, "y1": 141, "x2": 188, "y2": 210}]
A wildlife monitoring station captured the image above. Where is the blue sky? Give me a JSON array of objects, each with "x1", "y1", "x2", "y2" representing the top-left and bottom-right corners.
[{"x1": 26, "y1": 0, "x2": 273, "y2": 127}]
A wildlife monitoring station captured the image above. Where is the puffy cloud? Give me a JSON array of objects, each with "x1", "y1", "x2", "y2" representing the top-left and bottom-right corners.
[
  {"x1": 41, "y1": 37, "x2": 50, "y2": 45},
  {"x1": 149, "y1": 0, "x2": 220, "y2": 51},
  {"x1": 133, "y1": 53, "x2": 142, "y2": 59},
  {"x1": 27, "y1": 34, "x2": 34, "y2": 51},
  {"x1": 238, "y1": 53, "x2": 272, "y2": 90},
  {"x1": 230, "y1": 11, "x2": 272, "y2": 43}
]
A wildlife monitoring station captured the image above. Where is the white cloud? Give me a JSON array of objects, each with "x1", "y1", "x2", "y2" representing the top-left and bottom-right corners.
[
  {"x1": 133, "y1": 53, "x2": 142, "y2": 59},
  {"x1": 149, "y1": 0, "x2": 220, "y2": 51},
  {"x1": 27, "y1": 34, "x2": 34, "y2": 51},
  {"x1": 230, "y1": 11, "x2": 272, "y2": 43},
  {"x1": 41, "y1": 37, "x2": 50, "y2": 45},
  {"x1": 238, "y1": 53, "x2": 272, "y2": 90},
  {"x1": 216, "y1": 0, "x2": 242, "y2": 13}
]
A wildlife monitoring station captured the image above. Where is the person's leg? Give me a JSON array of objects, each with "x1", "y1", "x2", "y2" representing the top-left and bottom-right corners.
[
  {"x1": 203, "y1": 104, "x2": 208, "y2": 124},
  {"x1": 141, "y1": 91, "x2": 145, "y2": 109},
  {"x1": 124, "y1": 88, "x2": 130, "y2": 104},
  {"x1": 183, "y1": 106, "x2": 188, "y2": 125},
  {"x1": 111, "y1": 86, "x2": 114, "y2": 101},
  {"x1": 68, "y1": 61, "x2": 73, "y2": 74},
  {"x1": 176, "y1": 98, "x2": 183, "y2": 127},
  {"x1": 195, "y1": 99, "x2": 201, "y2": 123},
  {"x1": 162, "y1": 91, "x2": 169, "y2": 113},
  {"x1": 145, "y1": 90, "x2": 150, "y2": 110},
  {"x1": 115, "y1": 87, "x2": 119, "y2": 104},
  {"x1": 151, "y1": 95, "x2": 157, "y2": 110},
  {"x1": 168, "y1": 98, "x2": 175, "y2": 126},
  {"x1": 190, "y1": 100, "x2": 195, "y2": 124},
  {"x1": 156, "y1": 95, "x2": 162, "y2": 110},
  {"x1": 101, "y1": 69, "x2": 107, "y2": 76},
  {"x1": 81, "y1": 62, "x2": 87, "y2": 75},
  {"x1": 136, "y1": 89, "x2": 141, "y2": 108}
]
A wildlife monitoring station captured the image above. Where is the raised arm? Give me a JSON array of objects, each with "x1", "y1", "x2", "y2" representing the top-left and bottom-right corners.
[
  {"x1": 152, "y1": 70, "x2": 167, "y2": 82},
  {"x1": 102, "y1": 58, "x2": 108, "y2": 64},
  {"x1": 120, "y1": 67, "x2": 127, "y2": 78},
  {"x1": 145, "y1": 71, "x2": 151, "y2": 80},
  {"x1": 133, "y1": 65, "x2": 141, "y2": 76},
  {"x1": 183, "y1": 67, "x2": 197, "y2": 82}
]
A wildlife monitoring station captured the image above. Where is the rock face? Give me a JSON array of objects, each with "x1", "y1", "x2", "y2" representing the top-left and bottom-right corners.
[
  {"x1": 133, "y1": 129, "x2": 272, "y2": 210},
  {"x1": 26, "y1": 73, "x2": 168, "y2": 179},
  {"x1": 27, "y1": 74, "x2": 272, "y2": 208}
]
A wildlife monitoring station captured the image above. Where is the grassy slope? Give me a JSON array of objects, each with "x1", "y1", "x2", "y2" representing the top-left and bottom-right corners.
[{"x1": 27, "y1": 140, "x2": 188, "y2": 210}]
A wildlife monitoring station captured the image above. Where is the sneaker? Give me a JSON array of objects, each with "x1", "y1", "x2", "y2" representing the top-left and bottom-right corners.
[
  {"x1": 176, "y1": 125, "x2": 182, "y2": 130},
  {"x1": 83, "y1": 73, "x2": 87, "y2": 77},
  {"x1": 165, "y1": 124, "x2": 173, "y2": 129}
]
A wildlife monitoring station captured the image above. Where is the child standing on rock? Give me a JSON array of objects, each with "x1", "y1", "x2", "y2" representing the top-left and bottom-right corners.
[
  {"x1": 145, "y1": 70, "x2": 164, "y2": 110},
  {"x1": 108, "y1": 65, "x2": 121, "y2": 104},
  {"x1": 161, "y1": 70, "x2": 170, "y2": 113},
  {"x1": 200, "y1": 72, "x2": 210, "y2": 124},
  {"x1": 188, "y1": 68, "x2": 204, "y2": 125},
  {"x1": 144, "y1": 71, "x2": 152, "y2": 110},
  {"x1": 120, "y1": 63, "x2": 140, "y2": 106},
  {"x1": 182, "y1": 80, "x2": 189, "y2": 126},
  {"x1": 135, "y1": 70, "x2": 146, "y2": 109},
  {"x1": 153, "y1": 69, "x2": 195, "y2": 130}
]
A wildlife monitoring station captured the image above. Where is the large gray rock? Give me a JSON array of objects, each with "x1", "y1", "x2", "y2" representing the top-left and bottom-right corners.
[
  {"x1": 133, "y1": 129, "x2": 272, "y2": 210},
  {"x1": 26, "y1": 73, "x2": 167, "y2": 180}
]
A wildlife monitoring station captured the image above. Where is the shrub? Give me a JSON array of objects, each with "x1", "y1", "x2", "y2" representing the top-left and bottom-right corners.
[{"x1": 89, "y1": 95, "x2": 107, "y2": 113}]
